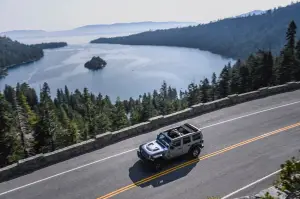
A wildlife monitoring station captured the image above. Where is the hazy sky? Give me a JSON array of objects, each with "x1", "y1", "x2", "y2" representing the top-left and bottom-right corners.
[{"x1": 0, "y1": 0, "x2": 294, "y2": 32}]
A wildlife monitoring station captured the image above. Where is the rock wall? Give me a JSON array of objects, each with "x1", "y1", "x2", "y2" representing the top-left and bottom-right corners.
[{"x1": 1, "y1": 81, "x2": 300, "y2": 182}]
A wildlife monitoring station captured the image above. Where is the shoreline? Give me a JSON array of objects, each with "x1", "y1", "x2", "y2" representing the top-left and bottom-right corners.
[{"x1": 4, "y1": 56, "x2": 44, "y2": 70}]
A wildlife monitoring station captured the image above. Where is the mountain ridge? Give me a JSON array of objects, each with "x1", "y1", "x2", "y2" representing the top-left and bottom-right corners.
[
  {"x1": 90, "y1": 2, "x2": 300, "y2": 59},
  {"x1": 0, "y1": 21, "x2": 197, "y2": 40}
]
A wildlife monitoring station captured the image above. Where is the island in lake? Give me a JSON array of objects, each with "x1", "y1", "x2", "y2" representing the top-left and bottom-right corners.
[
  {"x1": 31, "y1": 42, "x2": 68, "y2": 49},
  {"x1": 84, "y1": 56, "x2": 107, "y2": 70}
]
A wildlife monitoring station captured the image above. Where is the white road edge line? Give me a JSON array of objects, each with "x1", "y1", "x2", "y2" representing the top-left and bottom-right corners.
[
  {"x1": 221, "y1": 169, "x2": 281, "y2": 199},
  {"x1": 221, "y1": 160, "x2": 300, "y2": 199},
  {"x1": 0, "y1": 100, "x2": 300, "y2": 196},
  {"x1": 201, "y1": 100, "x2": 300, "y2": 129}
]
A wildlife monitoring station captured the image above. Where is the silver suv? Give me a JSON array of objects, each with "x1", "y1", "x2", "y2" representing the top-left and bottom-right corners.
[{"x1": 137, "y1": 123, "x2": 204, "y2": 171}]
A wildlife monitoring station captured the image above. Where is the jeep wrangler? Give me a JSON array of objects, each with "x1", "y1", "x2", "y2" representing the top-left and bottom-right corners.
[{"x1": 137, "y1": 123, "x2": 204, "y2": 171}]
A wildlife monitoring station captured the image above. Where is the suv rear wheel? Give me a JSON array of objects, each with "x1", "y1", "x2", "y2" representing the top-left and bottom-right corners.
[{"x1": 190, "y1": 146, "x2": 200, "y2": 158}]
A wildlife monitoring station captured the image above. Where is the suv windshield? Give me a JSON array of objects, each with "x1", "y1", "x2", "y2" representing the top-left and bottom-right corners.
[{"x1": 157, "y1": 133, "x2": 171, "y2": 147}]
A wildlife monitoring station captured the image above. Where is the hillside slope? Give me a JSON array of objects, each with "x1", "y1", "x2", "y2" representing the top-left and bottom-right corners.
[
  {"x1": 91, "y1": 2, "x2": 300, "y2": 59},
  {"x1": 0, "y1": 37, "x2": 44, "y2": 77}
]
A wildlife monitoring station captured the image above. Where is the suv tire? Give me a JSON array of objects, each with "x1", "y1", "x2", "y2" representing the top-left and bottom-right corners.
[
  {"x1": 153, "y1": 160, "x2": 163, "y2": 171},
  {"x1": 190, "y1": 146, "x2": 201, "y2": 158}
]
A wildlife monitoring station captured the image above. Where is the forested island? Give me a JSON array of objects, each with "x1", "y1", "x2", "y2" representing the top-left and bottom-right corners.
[
  {"x1": 31, "y1": 42, "x2": 68, "y2": 49},
  {"x1": 84, "y1": 56, "x2": 107, "y2": 70},
  {"x1": 91, "y1": 2, "x2": 300, "y2": 59},
  {"x1": 1, "y1": 20, "x2": 300, "y2": 168},
  {"x1": 0, "y1": 37, "x2": 44, "y2": 78}
]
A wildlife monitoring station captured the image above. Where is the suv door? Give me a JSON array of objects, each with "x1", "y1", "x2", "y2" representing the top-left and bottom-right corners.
[
  {"x1": 182, "y1": 136, "x2": 192, "y2": 154},
  {"x1": 169, "y1": 139, "x2": 183, "y2": 158}
]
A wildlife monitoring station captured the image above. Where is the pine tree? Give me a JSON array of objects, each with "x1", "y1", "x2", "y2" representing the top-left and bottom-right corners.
[
  {"x1": 263, "y1": 51, "x2": 274, "y2": 86},
  {"x1": 34, "y1": 83, "x2": 59, "y2": 153},
  {"x1": 200, "y1": 78, "x2": 210, "y2": 103},
  {"x1": 187, "y1": 82, "x2": 200, "y2": 106},
  {"x1": 279, "y1": 21, "x2": 297, "y2": 83},
  {"x1": 294, "y1": 40, "x2": 300, "y2": 81},
  {"x1": 230, "y1": 60, "x2": 241, "y2": 94},
  {"x1": 3, "y1": 85, "x2": 15, "y2": 104},
  {"x1": 0, "y1": 92, "x2": 24, "y2": 165},
  {"x1": 94, "y1": 111, "x2": 111, "y2": 134},
  {"x1": 217, "y1": 65, "x2": 230, "y2": 98},
  {"x1": 275, "y1": 157, "x2": 300, "y2": 195},
  {"x1": 19, "y1": 93, "x2": 38, "y2": 128},
  {"x1": 141, "y1": 93, "x2": 155, "y2": 121},
  {"x1": 296, "y1": 40, "x2": 300, "y2": 60},
  {"x1": 20, "y1": 83, "x2": 38, "y2": 108},
  {"x1": 0, "y1": 93, "x2": 14, "y2": 166},
  {"x1": 285, "y1": 20, "x2": 297, "y2": 53},
  {"x1": 248, "y1": 53, "x2": 262, "y2": 90},
  {"x1": 238, "y1": 63, "x2": 250, "y2": 93},
  {"x1": 64, "y1": 85, "x2": 70, "y2": 104},
  {"x1": 112, "y1": 97, "x2": 129, "y2": 130},
  {"x1": 82, "y1": 88, "x2": 95, "y2": 138},
  {"x1": 160, "y1": 81, "x2": 168, "y2": 99},
  {"x1": 12, "y1": 88, "x2": 31, "y2": 158},
  {"x1": 210, "y1": 72, "x2": 217, "y2": 100},
  {"x1": 130, "y1": 106, "x2": 142, "y2": 125}
]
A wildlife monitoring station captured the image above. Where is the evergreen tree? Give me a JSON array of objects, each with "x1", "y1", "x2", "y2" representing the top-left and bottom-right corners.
[
  {"x1": 278, "y1": 21, "x2": 297, "y2": 83},
  {"x1": 275, "y1": 157, "x2": 300, "y2": 195},
  {"x1": 112, "y1": 97, "x2": 129, "y2": 130},
  {"x1": 285, "y1": 20, "x2": 297, "y2": 53},
  {"x1": 160, "y1": 81, "x2": 168, "y2": 99},
  {"x1": 230, "y1": 60, "x2": 241, "y2": 94},
  {"x1": 238, "y1": 63, "x2": 250, "y2": 93},
  {"x1": 210, "y1": 72, "x2": 217, "y2": 100},
  {"x1": 0, "y1": 93, "x2": 14, "y2": 166},
  {"x1": 94, "y1": 111, "x2": 111, "y2": 134},
  {"x1": 187, "y1": 82, "x2": 200, "y2": 106},
  {"x1": 218, "y1": 64, "x2": 230, "y2": 98},
  {"x1": 20, "y1": 83, "x2": 38, "y2": 108},
  {"x1": 34, "y1": 83, "x2": 59, "y2": 153},
  {"x1": 296, "y1": 40, "x2": 300, "y2": 61},
  {"x1": 19, "y1": 93, "x2": 38, "y2": 128},
  {"x1": 263, "y1": 51, "x2": 274, "y2": 86},
  {"x1": 12, "y1": 88, "x2": 31, "y2": 158},
  {"x1": 130, "y1": 106, "x2": 142, "y2": 125},
  {"x1": 140, "y1": 93, "x2": 155, "y2": 121},
  {"x1": 294, "y1": 40, "x2": 300, "y2": 80},
  {"x1": 200, "y1": 78, "x2": 210, "y2": 103}
]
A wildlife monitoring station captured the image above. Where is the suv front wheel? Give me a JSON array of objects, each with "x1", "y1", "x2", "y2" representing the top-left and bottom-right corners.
[
  {"x1": 153, "y1": 160, "x2": 163, "y2": 171},
  {"x1": 190, "y1": 146, "x2": 201, "y2": 158}
]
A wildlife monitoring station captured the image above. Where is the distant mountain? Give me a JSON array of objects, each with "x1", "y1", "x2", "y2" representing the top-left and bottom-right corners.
[
  {"x1": 235, "y1": 10, "x2": 266, "y2": 18},
  {"x1": 0, "y1": 30, "x2": 47, "y2": 38},
  {"x1": 0, "y1": 22, "x2": 197, "y2": 41},
  {"x1": 74, "y1": 21, "x2": 197, "y2": 30},
  {"x1": 91, "y1": 2, "x2": 300, "y2": 59}
]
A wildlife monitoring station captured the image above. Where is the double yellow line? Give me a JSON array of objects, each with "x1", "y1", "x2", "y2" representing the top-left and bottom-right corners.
[{"x1": 97, "y1": 122, "x2": 300, "y2": 199}]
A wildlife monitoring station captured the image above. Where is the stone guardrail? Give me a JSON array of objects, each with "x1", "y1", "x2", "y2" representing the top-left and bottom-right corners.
[{"x1": 1, "y1": 81, "x2": 300, "y2": 182}]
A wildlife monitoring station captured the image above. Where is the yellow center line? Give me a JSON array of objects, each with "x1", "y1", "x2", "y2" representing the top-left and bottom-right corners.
[{"x1": 97, "y1": 122, "x2": 300, "y2": 199}]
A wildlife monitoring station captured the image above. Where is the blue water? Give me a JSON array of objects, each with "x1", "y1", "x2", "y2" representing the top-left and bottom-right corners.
[{"x1": 0, "y1": 37, "x2": 235, "y2": 101}]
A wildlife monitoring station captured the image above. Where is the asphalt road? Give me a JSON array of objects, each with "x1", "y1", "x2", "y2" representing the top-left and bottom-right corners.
[{"x1": 1, "y1": 90, "x2": 300, "y2": 199}]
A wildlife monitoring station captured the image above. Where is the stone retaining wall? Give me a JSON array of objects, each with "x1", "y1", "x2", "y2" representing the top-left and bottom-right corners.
[{"x1": 1, "y1": 81, "x2": 300, "y2": 182}]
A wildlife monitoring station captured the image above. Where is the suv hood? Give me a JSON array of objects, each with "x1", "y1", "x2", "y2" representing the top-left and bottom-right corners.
[{"x1": 141, "y1": 140, "x2": 168, "y2": 156}]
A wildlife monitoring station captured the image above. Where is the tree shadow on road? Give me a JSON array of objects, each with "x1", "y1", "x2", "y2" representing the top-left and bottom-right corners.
[{"x1": 128, "y1": 156, "x2": 199, "y2": 188}]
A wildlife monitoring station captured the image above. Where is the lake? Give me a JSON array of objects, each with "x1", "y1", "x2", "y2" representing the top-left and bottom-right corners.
[{"x1": 0, "y1": 36, "x2": 235, "y2": 101}]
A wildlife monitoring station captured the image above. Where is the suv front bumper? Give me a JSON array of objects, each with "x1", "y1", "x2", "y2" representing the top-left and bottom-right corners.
[{"x1": 137, "y1": 150, "x2": 154, "y2": 163}]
